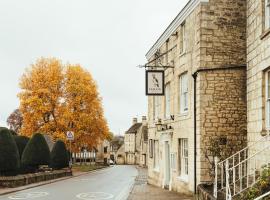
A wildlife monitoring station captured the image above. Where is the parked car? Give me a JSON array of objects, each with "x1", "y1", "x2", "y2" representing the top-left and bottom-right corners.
[{"x1": 109, "y1": 159, "x2": 115, "y2": 165}]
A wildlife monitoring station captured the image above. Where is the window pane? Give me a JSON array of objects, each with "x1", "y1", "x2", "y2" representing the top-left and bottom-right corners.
[{"x1": 166, "y1": 84, "x2": 170, "y2": 117}]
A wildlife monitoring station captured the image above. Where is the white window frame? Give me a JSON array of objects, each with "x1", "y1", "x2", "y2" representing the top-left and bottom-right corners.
[
  {"x1": 170, "y1": 153, "x2": 176, "y2": 171},
  {"x1": 265, "y1": 0, "x2": 270, "y2": 30},
  {"x1": 266, "y1": 70, "x2": 270, "y2": 129},
  {"x1": 153, "y1": 140, "x2": 159, "y2": 171},
  {"x1": 154, "y1": 96, "x2": 161, "y2": 121},
  {"x1": 165, "y1": 84, "x2": 171, "y2": 119},
  {"x1": 178, "y1": 138, "x2": 188, "y2": 181},
  {"x1": 179, "y1": 23, "x2": 186, "y2": 55},
  {"x1": 180, "y1": 73, "x2": 188, "y2": 114}
]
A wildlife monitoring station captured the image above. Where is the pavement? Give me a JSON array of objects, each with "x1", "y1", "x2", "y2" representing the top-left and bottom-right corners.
[
  {"x1": 128, "y1": 167, "x2": 195, "y2": 200},
  {"x1": 0, "y1": 165, "x2": 137, "y2": 200}
]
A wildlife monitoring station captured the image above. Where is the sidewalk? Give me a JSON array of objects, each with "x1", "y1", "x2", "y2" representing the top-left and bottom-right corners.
[{"x1": 128, "y1": 167, "x2": 194, "y2": 200}]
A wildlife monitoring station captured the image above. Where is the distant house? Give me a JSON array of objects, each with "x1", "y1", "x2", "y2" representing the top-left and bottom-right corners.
[
  {"x1": 95, "y1": 140, "x2": 110, "y2": 165},
  {"x1": 110, "y1": 135, "x2": 124, "y2": 163},
  {"x1": 124, "y1": 116, "x2": 148, "y2": 166}
]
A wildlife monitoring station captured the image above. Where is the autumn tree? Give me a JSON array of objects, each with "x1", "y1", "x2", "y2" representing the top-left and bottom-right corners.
[
  {"x1": 18, "y1": 58, "x2": 109, "y2": 150},
  {"x1": 7, "y1": 109, "x2": 23, "y2": 134}
]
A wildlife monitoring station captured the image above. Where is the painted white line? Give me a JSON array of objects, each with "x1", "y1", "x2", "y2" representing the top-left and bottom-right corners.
[
  {"x1": 76, "y1": 192, "x2": 114, "y2": 200},
  {"x1": 8, "y1": 192, "x2": 49, "y2": 199},
  {"x1": 73, "y1": 178, "x2": 97, "y2": 181}
]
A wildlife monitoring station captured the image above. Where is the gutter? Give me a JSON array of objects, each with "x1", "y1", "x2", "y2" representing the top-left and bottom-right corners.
[{"x1": 192, "y1": 72, "x2": 198, "y2": 194}]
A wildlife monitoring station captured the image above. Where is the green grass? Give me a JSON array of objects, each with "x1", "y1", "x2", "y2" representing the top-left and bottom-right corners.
[{"x1": 72, "y1": 164, "x2": 107, "y2": 172}]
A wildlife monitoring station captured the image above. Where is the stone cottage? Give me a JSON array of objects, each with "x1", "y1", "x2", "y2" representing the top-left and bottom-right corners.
[
  {"x1": 124, "y1": 117, "x2": 148, "y2": 166},
  {"x1": 146, "y1": 0, "x2": 247, "y2": 194}
]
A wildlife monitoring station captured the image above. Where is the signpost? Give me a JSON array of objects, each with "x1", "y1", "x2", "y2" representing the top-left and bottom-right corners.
[
  {"x1": 145, "y1": 70, "x2": 165, "y2": 96},
  {"x1": 66, "y1": 131, "x2": 74, "y2": 168}
]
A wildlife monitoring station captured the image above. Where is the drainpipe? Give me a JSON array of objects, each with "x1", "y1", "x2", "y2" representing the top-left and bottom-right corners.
[{"x1": 192, "y1": 72, "x2": 198, "y2": 194}]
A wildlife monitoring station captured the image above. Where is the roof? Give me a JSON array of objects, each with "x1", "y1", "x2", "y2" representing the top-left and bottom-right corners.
[
  {"x1": 145, "y1": 0, "x2": 208, "y2": 60},
  {"x1": 126, "y1": 123, "x2": 142, "y2": 134}
]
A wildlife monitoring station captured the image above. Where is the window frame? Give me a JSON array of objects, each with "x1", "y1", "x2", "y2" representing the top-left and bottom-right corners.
[
  {"x1": 265, "y1": 70, "x2": 270, "y2": 129},
  {"x1": 178, "y1": 138, "x2": 188, "y2": 181},
  {"x1": 154, "y1": 96, "x2": 161, "y2": 121},
  {"x1": 265, "y1": 0, "x2": 270, "y2": 30},
  {"x1": 179, "y1": 73, "x2": 189, "y2": 114},
  {"x1": 179, "y1": 22, "x2": 186, "y2": 55},
  {"x1": 153, "y1": 140, "x2": 160, "y2": 171},
  {"x1": 165, "y1": 83, "x2": 171, "y2": 119}
]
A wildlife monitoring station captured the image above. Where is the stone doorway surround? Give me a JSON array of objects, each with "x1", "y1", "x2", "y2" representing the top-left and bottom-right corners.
[{"x1": 160, "y1": 131, "x2": 173, "y2": 190}]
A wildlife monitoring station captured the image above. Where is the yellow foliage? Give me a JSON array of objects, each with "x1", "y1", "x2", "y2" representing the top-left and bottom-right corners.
[{"x1": 18, "y1": 58, "x2": 109, "y2": 150}]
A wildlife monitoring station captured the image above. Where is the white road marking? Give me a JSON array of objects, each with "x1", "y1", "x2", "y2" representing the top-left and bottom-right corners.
[
  {"x1": 74, "y1": 178, "x2": 96, "y2": 181},
  {"x1": 76, "y1": 192, "x2": 114, "y2": 200},
  {"x1": 8, "y1": 192, "x2": 49, "y2": 199}
]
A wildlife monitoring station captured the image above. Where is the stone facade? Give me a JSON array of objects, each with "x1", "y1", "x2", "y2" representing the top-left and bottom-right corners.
[
  {"x1": 146, "y1": 0, "x2": 247, "y2": 194},
  {"x1": 246, "y1": 0, "x2": 270, "y2": 143},
  {"x1": 96, "y1": 140, "x2": 110, "y2": 165},
  {"x1": 124, "y1": 117, "x2": 148, "y2": 166}
]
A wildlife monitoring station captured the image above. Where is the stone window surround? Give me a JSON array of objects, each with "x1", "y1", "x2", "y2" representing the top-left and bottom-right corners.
[
  {"x1": 177, "y1": 138, "x2": 189, "y2": 182},
  {"x1": 179, "y1": 72, "x2": 189, "y2": 115},
  {"x1": 179, "y1": 22, "x2": 186, "y2": 56},
  {"x1": 264, "y1": 69, "x2": 270, "y2": 131},
  {"x1": 261, "y1": 0, "x2": 270, "y2": 39},
  {"x1": 153, "y1": 140, "x2": 160, "y2": 172},
  {"x1": 165, "y1": 83, "x2": 171, "y2": 119}
]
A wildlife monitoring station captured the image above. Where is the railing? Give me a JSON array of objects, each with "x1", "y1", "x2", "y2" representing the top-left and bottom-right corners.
[
  {"x1": 214, "y1": 134, "x2": 270, "y2": 200},
  {"x1": 254, "y1": 191, "x2": 270, "y2": 200}
]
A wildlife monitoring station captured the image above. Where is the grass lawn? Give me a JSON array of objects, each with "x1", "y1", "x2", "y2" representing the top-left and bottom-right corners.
[{"x1": 72, "y1": 164, "x2": 108, "y2": 172}]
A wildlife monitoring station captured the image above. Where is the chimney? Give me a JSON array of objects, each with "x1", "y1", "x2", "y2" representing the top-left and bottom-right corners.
[
  {"x1": 142, "y1": 116, "x2": 147, "y2": 125},
  {"x1": 133, "y1": 118, "x2": 138, "y2": 125}
]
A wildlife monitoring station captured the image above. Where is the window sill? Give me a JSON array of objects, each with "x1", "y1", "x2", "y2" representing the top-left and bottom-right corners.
[
  {"x1": 178, "y1": 111, "x2": 188, "y2": 117},
  {"x1": 179, "y1": 51, "x2": 186, "y2": 57},
  {"x1": 261, "y1": 28, "x2": 270, "y2": 40},
  {"x1": 176, "y1": 175, "x2": 188, "y2": 183}
]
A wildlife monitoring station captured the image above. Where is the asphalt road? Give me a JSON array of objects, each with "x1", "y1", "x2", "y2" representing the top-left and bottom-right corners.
[{"x1": 0, "y1": 165, "x2": 138, "y2": 200}]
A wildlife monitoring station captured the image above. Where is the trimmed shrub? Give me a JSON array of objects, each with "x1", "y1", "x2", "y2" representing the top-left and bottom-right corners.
[
  {"x1": 21, "y1": 133, "x2": 50, "y2": 172},
  {"x1": 50, "y1": 140, "x2": 69, "y2": 170},
  {"x1": 0, "y1": 128, "x2": 20, "y2": 176},
  {"x1": 13, "y1": 136, "x2": 30, "y2": 158},
  {"x1": 9, "y1": 130, "x2": 17, "y2": 136}
]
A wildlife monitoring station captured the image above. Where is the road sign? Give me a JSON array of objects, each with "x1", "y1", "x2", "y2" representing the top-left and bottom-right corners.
[{"x1": 66, "y1": 131, "x2": 74, "y2": 141}]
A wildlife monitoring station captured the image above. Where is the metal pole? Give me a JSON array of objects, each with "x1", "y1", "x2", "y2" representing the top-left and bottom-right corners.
[{"x1": 69, "y1": 140, "x2": 72, "y2": 169}]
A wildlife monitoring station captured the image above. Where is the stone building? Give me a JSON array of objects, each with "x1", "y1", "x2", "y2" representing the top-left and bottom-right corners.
[
  {"x1": 146, "y1": 0, "x2": 247, "y2": 194},
  {"x1": 95, "y1": 139, "x2": 110, "y2": 165},
  {"x1": 124, "y1": 117, "x2": 148, "y2": 166},
  {"x1": 246, "y1": 0, "x2": 270, "y2": 144}
]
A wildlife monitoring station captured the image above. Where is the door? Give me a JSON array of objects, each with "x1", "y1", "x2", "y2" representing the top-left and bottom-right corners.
[{"x1": 164, "y1": 141, "x2": 171, "y2": 188}]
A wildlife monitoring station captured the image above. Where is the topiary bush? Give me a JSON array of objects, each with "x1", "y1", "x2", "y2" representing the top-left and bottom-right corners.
[
  {"x1": 50, "y1": 140, "x2": 69, "y2": 170},
  {"x1": 9, "y1": 130, "x2": 17, "y2": 136},
  {"x1": 0, "y1": 128, "x2": 20, "y2": 176},
  {"x1": 21, "y1": 133, "x2": 50, "y2": 172},
  {"x1": 13, "y1": 135, "x2": 29, "y2": 158}
]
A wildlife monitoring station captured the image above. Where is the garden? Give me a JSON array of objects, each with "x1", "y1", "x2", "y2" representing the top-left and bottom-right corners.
[{"x1": 0, "y1": 127, "x2": 71, "y2": 188}]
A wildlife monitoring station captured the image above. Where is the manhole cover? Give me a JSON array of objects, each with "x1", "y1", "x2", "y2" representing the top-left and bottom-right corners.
[
  {"x1": 76, "y1": 192, "x2": 114, "y2": 200},
  {"x1": 8, "y1": 192, "x2": 49, "y2": 199}
]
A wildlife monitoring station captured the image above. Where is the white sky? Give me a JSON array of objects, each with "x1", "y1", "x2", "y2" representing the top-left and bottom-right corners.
[{"x1": 0, "y1": 0, "x2": 189, "y2": 134}]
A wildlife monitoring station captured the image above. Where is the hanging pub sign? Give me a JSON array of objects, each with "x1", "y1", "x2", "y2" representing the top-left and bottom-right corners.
[{"x1": 146, "y1": 70, "x2": 165, "y2": 96}]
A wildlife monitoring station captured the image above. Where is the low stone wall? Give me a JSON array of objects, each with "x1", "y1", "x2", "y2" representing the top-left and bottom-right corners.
[
  {"x1": 197, "y1": 184, "x2": 216, "y2": 200},
  {"x1": 0, "y1": 169, "x2": 72, "y2": 188}
]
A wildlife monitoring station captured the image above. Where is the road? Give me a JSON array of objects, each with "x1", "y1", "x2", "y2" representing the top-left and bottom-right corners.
[{"x1": 0, "y1": 165, "x2": 138, "y2": 200}]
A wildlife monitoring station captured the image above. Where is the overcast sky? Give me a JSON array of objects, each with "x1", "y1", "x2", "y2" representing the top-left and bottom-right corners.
[{"x1": 0, "y1": 0, "x2": 189, "y2": 135}]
